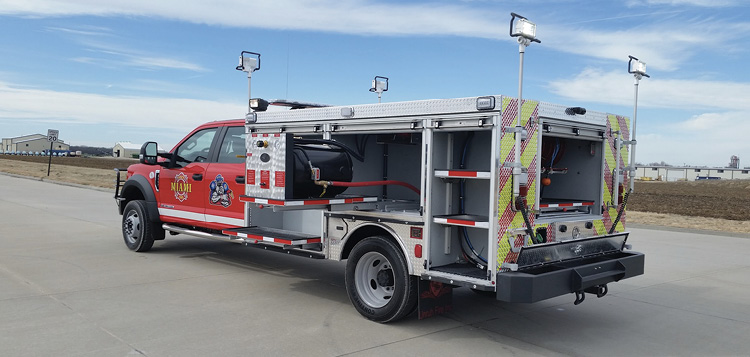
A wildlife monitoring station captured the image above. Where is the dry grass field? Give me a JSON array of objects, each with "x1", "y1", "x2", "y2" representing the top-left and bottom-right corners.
[
  {"x1": 628, "y1": 180, "x2": 750, "y2": 221},
  {"x1": 2, "y1": 155, "x2": 749, "y2": 234},
  {"x1": 0, "y1": 156, "x2": 135, "y2": 189}
]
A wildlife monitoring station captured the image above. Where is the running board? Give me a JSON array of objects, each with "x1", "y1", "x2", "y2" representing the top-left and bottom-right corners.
[
  {"x1": 162, "y1": 224, "x2": 325, "y2": 259},
  {"x1": 162, "y1": 224, "x2": 244, "y2": 244}
]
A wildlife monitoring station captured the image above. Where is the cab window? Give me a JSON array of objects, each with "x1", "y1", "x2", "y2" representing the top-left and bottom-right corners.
[
  {"x1": 217, "y1": 126, "x2": 247, "y2": 164},
  {"x1": 175, "y1": 128, "x2": 217, "y2": 164}
]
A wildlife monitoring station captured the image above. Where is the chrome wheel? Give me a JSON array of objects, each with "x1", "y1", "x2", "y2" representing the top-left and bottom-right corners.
[
  {"x1": 123, "y1": 210, "x2": 141, "y2": 245},
  {"x1": 354, "y1": 251, "x2": 394, "y2": 308}
]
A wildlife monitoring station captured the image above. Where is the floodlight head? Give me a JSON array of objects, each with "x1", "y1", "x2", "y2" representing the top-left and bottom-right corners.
[
  {"x1": 628, "y1": 55, "x2": 650, "y2": 78},
  {"x1": 369, "y1": 76, "x2": 389, "y2": 94},
  {"x1": 236, "y1": 51, "x2": 261, "y2": 73},
  {"x1": 249, "y1": 98, "x2": 269, "y2": 112},
  {"x1": 516, "y1": 18, "x2": 536, "y2": 39},
  {"x1": 510, "y1": 13, "x2": 540, "y2": 43}
]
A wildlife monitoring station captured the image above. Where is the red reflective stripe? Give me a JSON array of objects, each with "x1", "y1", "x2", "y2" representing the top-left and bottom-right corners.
[
  {"x1": 446, "y1": 218, "x2": 475, "y2": 226},
  {"x1": 448, "y1": 170, "x2": 477, "y2": 177},
  {"x1": 538, "y1": 202, "x2": 594, "y2": 208},
  {"x1": 303, "y1": 199, "x2": 330, "y2": 205}
]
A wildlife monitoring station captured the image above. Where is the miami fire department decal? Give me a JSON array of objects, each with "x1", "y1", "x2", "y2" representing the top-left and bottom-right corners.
[
  {"x1": 172, "y1": 172, "x2": 191, "y2": 202},
  {"x1": 209, "y1": 174, "x2": 234, "y2": 207}
]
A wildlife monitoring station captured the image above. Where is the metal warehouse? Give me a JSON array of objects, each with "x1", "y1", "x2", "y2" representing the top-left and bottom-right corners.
[
  {"x1": 1, "y1": 134, "x2": 69, "y2": 154},
  {"x1": 635, "y1": 165, "x2": 750, "y2": 181}
]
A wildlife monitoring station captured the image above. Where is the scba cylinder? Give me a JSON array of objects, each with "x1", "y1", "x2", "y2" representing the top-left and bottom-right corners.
[{"x1": 292, "y1": 144, "x2": 353, "y2": 198}]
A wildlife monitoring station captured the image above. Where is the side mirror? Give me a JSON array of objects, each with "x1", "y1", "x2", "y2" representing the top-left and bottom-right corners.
[{"x1": 140, "y1": 142, "x2": 158, "y2": 165}]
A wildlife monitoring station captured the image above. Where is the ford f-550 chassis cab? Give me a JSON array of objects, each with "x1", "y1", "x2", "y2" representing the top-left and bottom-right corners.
[{"x1": 115, "y1": 50, "x2": 644, "y2": 322}]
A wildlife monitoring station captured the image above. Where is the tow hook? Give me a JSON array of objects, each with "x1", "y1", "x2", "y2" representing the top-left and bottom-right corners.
[
  {"x1": 574, "y1": 291, "x2": 586, "y2": 305},
  {"x1": 574, "y1": 284, "x2": 609, "y2": 305}
]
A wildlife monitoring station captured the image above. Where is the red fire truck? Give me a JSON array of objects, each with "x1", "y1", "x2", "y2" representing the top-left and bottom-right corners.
[{"x1": 115, "y1": 50, "x2": 644, "y2": 322}]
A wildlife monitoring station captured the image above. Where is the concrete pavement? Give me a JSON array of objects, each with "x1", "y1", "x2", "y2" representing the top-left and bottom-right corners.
[{"x1": 1, "y1": 174, "x2": 749, "y2": 356}]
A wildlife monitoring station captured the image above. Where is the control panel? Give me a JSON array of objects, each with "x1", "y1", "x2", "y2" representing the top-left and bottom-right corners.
[{"x1": 245, "y1": 132, "x2": 294, "y2": 200}]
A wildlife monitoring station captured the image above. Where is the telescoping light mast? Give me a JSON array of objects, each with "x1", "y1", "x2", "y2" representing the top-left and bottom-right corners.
[{"x1": 509, "y1": 13, "x2": 540, "y2": 206}]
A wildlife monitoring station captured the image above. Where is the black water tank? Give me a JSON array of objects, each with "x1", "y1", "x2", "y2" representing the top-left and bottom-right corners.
[{"x1": 292, "y1": 144, "x2": 353, "y2": 198}]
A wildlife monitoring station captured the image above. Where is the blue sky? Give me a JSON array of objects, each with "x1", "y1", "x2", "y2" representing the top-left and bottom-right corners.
[{"x1": 1, "y1": 0, "x2": 749, "y2": 167}]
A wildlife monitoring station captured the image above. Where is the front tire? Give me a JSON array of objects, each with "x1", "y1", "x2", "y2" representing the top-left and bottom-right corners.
[
  {"x1": 345, "y1": 236, "x2": 418, "y2": 323},
  {"x1": 122, "y1": 200, "x2": 163, "y2": 252}
]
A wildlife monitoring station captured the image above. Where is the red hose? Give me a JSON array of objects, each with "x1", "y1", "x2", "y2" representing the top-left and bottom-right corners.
[{"x1": 326, "y1": 180, "x2": 420, "y2": 194}]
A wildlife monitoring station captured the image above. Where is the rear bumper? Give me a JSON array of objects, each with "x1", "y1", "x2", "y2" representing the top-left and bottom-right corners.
[{"x1": 496, "y1": 251, "x2": 644, "y2": 303}]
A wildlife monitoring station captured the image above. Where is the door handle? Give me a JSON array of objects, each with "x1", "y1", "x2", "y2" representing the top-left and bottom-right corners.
[
  {"x1": 235, "y1": 176, "x2": 245, "y2": 184},
  {"x1": 192, "y1": 173, "x2": 203, "y2": 181}
]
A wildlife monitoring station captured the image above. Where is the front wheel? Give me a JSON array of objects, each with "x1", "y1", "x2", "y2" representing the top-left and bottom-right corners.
[
  {"x1": 122, "y1": 200, "x2": 163, "y2": 252},
  {"x1": 345, "y1": 236, "x2": 418, "y2": 323}
]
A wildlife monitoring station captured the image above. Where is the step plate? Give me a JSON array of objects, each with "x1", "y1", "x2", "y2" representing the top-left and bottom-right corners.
[
  {"x1": 433, "y1": 214, "x2": 490, "y2": 229},
  {"x1": 223, "y1": 226, "x2": 321, "y2": 245}
]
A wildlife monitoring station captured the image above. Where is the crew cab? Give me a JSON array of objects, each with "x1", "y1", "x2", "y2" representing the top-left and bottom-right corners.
[{"x1": 115, "y1": 120, "x2": 247, "y2": 251}]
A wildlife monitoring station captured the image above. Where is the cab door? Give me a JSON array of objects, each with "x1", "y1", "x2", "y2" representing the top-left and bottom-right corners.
[
  {"x1": 204, "y1": 125, "x2": 246, "y2": 228},
  {"x1": 157, "y1": 127, "x2": 219, "y2": 225}
]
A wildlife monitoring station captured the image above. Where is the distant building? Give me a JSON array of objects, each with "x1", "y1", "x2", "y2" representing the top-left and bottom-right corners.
[
  {"x1": 729, "y1": 155, "x2": 740, "y2": 169},
  {"x1": 1, "y1": 134, "x2": 70, "y2": 154},
  {"x1": 635, "y1": 165, "x2": 750, "y2": 181},
  {"x1": 113, "y1": 142, "x2": 141, "y2": 158}
]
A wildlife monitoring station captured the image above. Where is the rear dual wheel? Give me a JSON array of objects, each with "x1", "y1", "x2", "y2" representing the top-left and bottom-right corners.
[{"x1": 345, "y1": 236, "x2": 418, "y2": 323}]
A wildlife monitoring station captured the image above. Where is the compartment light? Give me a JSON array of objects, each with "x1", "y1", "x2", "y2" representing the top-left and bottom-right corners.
[
  {"x1": 476, "y1": 96, "x2": 496, "y2": 110},
  {"x1": 245, "y1": 112, "x2": 257, "y2": 124},
  {"x1": 341, "y1": 107, "x2": 354, "y2": 117}
]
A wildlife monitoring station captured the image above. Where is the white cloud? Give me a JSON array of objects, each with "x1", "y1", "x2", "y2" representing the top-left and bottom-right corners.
[
  {"x1": 627, "y1": 0, "x2": 740, "y2": 7},
  {"x1": 548, "y1": 68, "x2": 750, "y2": 166},
  {"x1": 548, "y1": 68, "x2": 750, "y2": 111},
  {"x1": 0, "y1": 0, "x2": 505, "y2": 38},
  {"x1": 46, "y1": 26, "x2": 208, "y2": 72},
  {"x1": 0, "y1": 81, "x2": 243, "y2": 130},
  {"x1": 6, "y1": 1, "x2": 748, "y2": 73},
  {"x1": 541, "y1": 22, "x2": 727, "y2": 72},
  {"x1": 47, "y1": 25, "x2": 112, "y2": 36},
  {"x1": 639, "y1": 111, "x2": 750, "y2": 166}
]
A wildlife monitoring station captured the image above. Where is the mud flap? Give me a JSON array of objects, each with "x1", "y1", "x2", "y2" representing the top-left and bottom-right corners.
[{"x1": 418, "y1": 280, "x2": 453, "y2": 319}]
